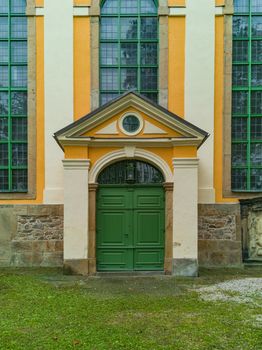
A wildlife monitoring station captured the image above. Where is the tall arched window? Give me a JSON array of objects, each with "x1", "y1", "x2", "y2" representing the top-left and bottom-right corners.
[{"x1": 100, "y1": 0, "x2": 158, "y2": 105}]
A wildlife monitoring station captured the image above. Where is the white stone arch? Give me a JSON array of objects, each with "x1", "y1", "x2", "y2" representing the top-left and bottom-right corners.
[{"x1": 89, "y1": 148, "x2": 173, "y2": 183}]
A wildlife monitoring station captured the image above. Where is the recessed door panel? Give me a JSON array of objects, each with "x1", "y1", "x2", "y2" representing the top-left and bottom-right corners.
[
  {"x1": 97, "y1": 249, "x2": 133, "y2": 271},
  {"x1": 134, "y1": 211, "x2": 164, "y2": 246},
  {"x1": 134, "y1": 249, "x2": 164, "y2": 270}
]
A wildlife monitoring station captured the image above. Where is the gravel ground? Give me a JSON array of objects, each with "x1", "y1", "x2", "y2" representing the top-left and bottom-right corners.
[{"x1": 196, "y1": 278, "x2": 262, "y2": 306}]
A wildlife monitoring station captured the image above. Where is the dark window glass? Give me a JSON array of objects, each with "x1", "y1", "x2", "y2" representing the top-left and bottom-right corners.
[
  {"x1": 0, "y1": 41, "x2": 8, "y2": 63},
  {"x1": 12, "y1": 169, "x2": 27, "y2": 191},
  {"x1": 251, "y1": 117, "x2": 262, "y2": 139},
  {"x1": 232, "y1": 117, "x2": 247, "y2": 140},
  {"x1": 232, "y1": 65, "x2": 248, "y2": 86},
  {"x1": 252, "y1": 41, "x2": 262, "y2": 62},
  {"x1": 12, "y1": 118, "x2": 27, "y2": 141},
  {"x1": 0, "y1": 118, "x2": 8, "y2": 140},
  {"x1": 233, "y1": 16, "x2": 249, "y2": 38},
  {"x1": 232, "y1": 143, "x2": 247, "y2": 166},
  {"x1": 100, "y1": 0, "x2": 158, "y2": 105},
  {"x1": 232, "y1": 168, "x2": 247, "y2": 190},
  {"x1": 122, "y1": 115, "x2": 140, "y2": 133},
  {"x1": 11, "y1": 92, "x2": 27, "y2": 115},
  {"x1": 251, "y1": 169, "x2": 262, "y2": 190},
  {"x1": 0, "y1": 92, "x2": 8, "y2": 115},
  {"x1": 232, "y1": 91, "x2": 248, "y2": 115},
  {"x1": 0, "y1": 143, "x2": 8, "y2": 166}
]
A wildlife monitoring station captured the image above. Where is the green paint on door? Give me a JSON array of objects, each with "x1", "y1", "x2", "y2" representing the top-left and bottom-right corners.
[{"x1": 96, "y1": 186, "x2": 165, "y2": 271}]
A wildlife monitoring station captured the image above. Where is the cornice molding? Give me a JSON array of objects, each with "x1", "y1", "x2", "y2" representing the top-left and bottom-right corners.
[{"x1": 62, "y1": 159, "x2": 90, "y2": 170}]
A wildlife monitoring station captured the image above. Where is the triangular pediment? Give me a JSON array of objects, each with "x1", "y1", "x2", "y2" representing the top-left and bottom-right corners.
[{"x1": 54, "y1": 92, "x2": 209, "y2": 149}]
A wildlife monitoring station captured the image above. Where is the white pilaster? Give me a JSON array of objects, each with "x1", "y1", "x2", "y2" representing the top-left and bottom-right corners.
[
  {"x1": 63, "y1": 160, "x2": 90, "y2": 260},
  {"x1": 44, "y1": 0, "x2": 74, "y2": 203},
  {"x1": 173, "y1": 158, "x2": 199, "y2": 275},
  {"x1": 185, "y1": 0, "x2": 216, "y2": 203}
]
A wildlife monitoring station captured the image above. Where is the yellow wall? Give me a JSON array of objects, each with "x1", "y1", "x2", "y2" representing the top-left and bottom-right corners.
[
  {"x1": 74, "y1": 0, "x2": 91, "y2": 5},
  {"x1": 168, "y1": 16, "x2": 185, "y2": 117},
  {"x1": 168, "y1": 0, "x2": 186, "y2": 6},
  {"x1": 35, "y1": 0, "x2": 44, "y2": 6},
  {"x1": 74, "y1": 17, "x2": 91, "y2": 120},
  {"x1": 216, "y1": 0, "x2": 225, "y2": 6}
]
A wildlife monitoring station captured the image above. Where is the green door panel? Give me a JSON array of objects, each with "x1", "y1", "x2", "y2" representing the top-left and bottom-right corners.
[
  {"x1": 134, "y1": 211, "x2": 164, "y2": 247},
  {"x1": 134, "y1": 187, "x2": 164, "y2": 209},
  {"x1": 97, "y1": 210, "x2": 132, "y2": 247},
  {"x1": 96, "y1": 186, "x2": 165, "y2": 271},
  {"x1": 97, "y1": 249, "x2": 133, "y2": 271},
  {"x1": 134, "y1": 249, "x2": 164, "y2": 271},
  {"x1": 97, "y1": 187, "x2": 133, "y2": 210}
]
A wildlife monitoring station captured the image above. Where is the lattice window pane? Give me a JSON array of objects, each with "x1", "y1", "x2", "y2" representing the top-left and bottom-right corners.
[
  {"x1": 0, "y1": 66, "x2": 8, "y2": 88},
  {"x1": 251, "y1": 91, "x2": 262, "y2": 114},
  {"x1": 141, "y1": 92, "x2": 158, "y2": 103},
  {"x1": 121, "y1": 43, "x2": 137, "y2": 65},
  {"x1": 100, "y1": 93, "x2": 119, "y2": 105},
  {"x1": 233, "y1": 41, "x2": 249, "y2": 62},
  {"x1": 0, "y1": 143, "x2": 8, "y2": 166},
  {"x1": 141, "y1": 68, "x2": 157, "y2": 90},
  {"x1": 0, "y1": 118, "x2": 8, "y2": 140},
  {"x1": 121, "y1": 18, "x2": 138, "y2": 40},
  {"x1": 251, "y1": 169, "x2": 262, "y2": 190},
  {"x1": 252, "y1": 41, "x2": 262, "y2": 62},
  {"x1": 12, "y1": 117, "x2": 27, "y2": 141},
  {"x1": 250, "y1": 143, "x2": 262, "y2": 165},
  {"x1": 233, "y1": 16, "x2": 249, "y2": 38},
  {"x1": 11, "y1": 41, "x2": 27, "y2": 63},
  {"x1": 101, "y1": 68, "x2": 118, "y2": 90},
  {"x1": 11, "y1": 92, "x2": 27, "y2": 115},
  {"x1": 12, "y1": 143, "x2": 27, "y2": 166},
  {"x1": 232, "y1": 65, "x2": 248, "y2": 86},
  {"x1": 101, "y1": 43, "x2": 118, "y2": 65},
  {"x1": 141, "y1": 0, "x2": 157, "y2": 14},
  {"x1": 12, "y1": 169, "x2": 27, "y2": 191},
  {"x1": 11, "y1": 0, "x2": 26, "y2": 13},
  {"x1": 141, "y1": 43, "x2": 157, "y2": 65},
  {"x1": 251, "y1": 64, "x2": 262, "y2": 86},
  {"x1": 232, "y1": 168, "x2": 247, "y2": 190},
  {"x1": 0, "y1": 17, "x2": 8, "y2": 38},
  {"x1": 121, "y1": 68, "x2": 137, "y2": 90},
  {"x1": 0, "y1": 0, "x2": 8, "y2": 14},
  {"x1": 232, "y1": 143, "x2": 247, "y2": 166},
  {"x1": 101, "y1": 0, "x2": 118, "y2": 14},
  {"x1": 0, "y1": 170, "x2": 8, "y2": 191},
  {"x1": 101, "y1": 17, "x2": 118, "y2": 40},
  {"x1": 11, "y1": 17, "x2": 27, "y2": 38},
  {"x1": 252, "y1": 16, "x2": 262, "y2": 37},
  {"x1": 234, "y1": 0, "x2": 249, "y2": 13},
  {"x1": 141, "y1": 17, "x2": 157, "y2": 39},
  {"x1": 232, "y1": 117, "x2": 247, "y2": 140},
  {"x1": 232, "y1": 91, "x2": 248, "y2": 114},
  {"x1": 0, "y1": 92, "x2": 8, "y2": 115},
  {"x1": 251, "y1": 0, "x2": 262, "y2": 12},
  {"x1": 251, "y1": 117, "x2": 262, "y2": 139},
  {"x1": 0, "y1": 41, "x2": 8, "y2": 63},
  {"x1": 11, "y1": 66, "x2": 27, "y2": 88},
  {"x1": 120, "y1": 0, "x2": 138, "y2": 14}
]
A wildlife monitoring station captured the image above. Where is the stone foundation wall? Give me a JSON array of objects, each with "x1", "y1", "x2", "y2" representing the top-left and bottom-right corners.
[
  {"x1": 198, "y1": 204, "x2": 242, "y2": 266},
  {"x1": 0, "y1": 205, "x2": 63, "y2": 267},
  {"x1": 0, "y1": 203, "x2": 243, "y2": 268}
]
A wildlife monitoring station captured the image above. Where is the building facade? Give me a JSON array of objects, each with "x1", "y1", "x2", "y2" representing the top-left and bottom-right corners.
[{"x1": 0, "y1": 0, "x2": 261, "y2": 275}]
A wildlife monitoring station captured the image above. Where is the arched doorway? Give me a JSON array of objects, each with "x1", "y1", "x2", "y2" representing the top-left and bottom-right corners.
[{"x1": 96, "y1": 160, "x2": 165, "y2": 271}]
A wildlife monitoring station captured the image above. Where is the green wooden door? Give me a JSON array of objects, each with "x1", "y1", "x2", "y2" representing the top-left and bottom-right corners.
[{"x1": 96, "y1": 186, "x2": 165, "y2": 271}]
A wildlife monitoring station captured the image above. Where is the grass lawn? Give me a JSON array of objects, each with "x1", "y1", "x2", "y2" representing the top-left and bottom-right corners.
[{"x1": 0, "y1": 267, "x2": 261, "y2": 350}]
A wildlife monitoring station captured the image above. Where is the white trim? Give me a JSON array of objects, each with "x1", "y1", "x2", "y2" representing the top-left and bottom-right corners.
[
  {"x1": 73, "y1": 6, "x2": 90, "y2": 16},
  {"x1": 169, "y1": 7, "x2": 187, "y2": 16},
  {"x1": 89, "y1": 148, "x2": 173, "y2": 183},
  {"x1": 62, "y1": 159, "x2": 90, "y2": 170},
  {"x1": 35, "y1": 7, "x2": 45, "y2": 16},
  {"x1": 215, "y1": 6, "x2": 224, "y2": 15},
  {"x1": 119, "y1": 112, "x2": 144, "y2": 136},
  {"x1": 173, "y1": 158, "x2": 199, "y2": 168}
]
